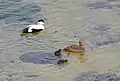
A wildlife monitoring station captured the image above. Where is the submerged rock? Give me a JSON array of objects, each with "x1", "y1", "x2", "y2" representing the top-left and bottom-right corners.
[{"x1": 19, "y1": 52, "x2": 58, "y2": 64}]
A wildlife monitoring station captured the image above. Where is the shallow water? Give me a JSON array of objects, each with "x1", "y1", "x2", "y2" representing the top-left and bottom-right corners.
[{"x1": 0, "y1": 0, "x2": 120, "y2": 81}]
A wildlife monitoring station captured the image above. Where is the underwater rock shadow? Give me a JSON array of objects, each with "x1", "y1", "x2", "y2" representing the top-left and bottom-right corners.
[
  {"x1": 19, "y1": 52, "x2": 59, "y2": 64},
  {"x1": 86, "y1": 2, "x2": 107, "y2": 9},
  {"x1": 86, "y1": 1, "x2": 120, "y2": 9},
  {"x1": 96, "y1": 39, "x2": 120, "y2": 47},
  {"x1": 73, "y1": 72, "x2": 120, "y2": 81}
]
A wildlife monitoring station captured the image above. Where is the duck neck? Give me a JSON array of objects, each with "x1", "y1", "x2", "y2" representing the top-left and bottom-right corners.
[
  {"x1": 79, "y1": 41, "x2": 83, "y2": 47},
  {"x1": 37, "y1": 22, "x2": 44, "y2": 25},
  {"x1": 37, "y1": 22, "x2": 42, "y2": 25}
]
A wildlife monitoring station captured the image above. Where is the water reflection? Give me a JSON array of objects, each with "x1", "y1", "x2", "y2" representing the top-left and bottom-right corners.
[
  {"x1": 64, "y1": 52, "x2": 86, "y2": 63},
  {"x1": 20, "y1": 32, "x2": 43, "y2": 37}
]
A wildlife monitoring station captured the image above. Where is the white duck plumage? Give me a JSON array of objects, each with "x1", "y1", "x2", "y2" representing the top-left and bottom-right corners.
[{"x1": 22, "y1": 20, "x2": 45, "y2": 33}]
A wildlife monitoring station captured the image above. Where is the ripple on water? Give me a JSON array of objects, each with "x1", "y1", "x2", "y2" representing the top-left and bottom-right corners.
[
  {"x1": 19, "y1": 52, "x2": 59, "y2": 64},
  {"x1": 86, "y1": 2, "x2": 107, "y2": 9},
  {"x1": 86, "y1": 1, "x2": 120, "y2": 9},
  {"x1": 73, "y1": 72, "x2": 120, "y2": 81},
  {"x1": 0, "y1": 0, "x2": 41, "y2": 23},
  {"x1": 96, "y1": 39, "x2": 120, "y2": 47},
  {"x1": 91, "y1": 25, "x2": 120, "y2": 47}
]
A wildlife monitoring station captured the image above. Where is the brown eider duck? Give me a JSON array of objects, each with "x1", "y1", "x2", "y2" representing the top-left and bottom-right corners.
[{"x1": 62, "y1": 39, "x2": 85, "y2": 56}]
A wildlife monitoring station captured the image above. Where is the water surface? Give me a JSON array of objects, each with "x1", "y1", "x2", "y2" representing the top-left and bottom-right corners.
[{"x1": 0, "y1": 0, "x2": 120, "y2": 81}]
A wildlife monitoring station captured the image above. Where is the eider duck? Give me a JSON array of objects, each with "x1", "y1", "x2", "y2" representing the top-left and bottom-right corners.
[
  {"x1": 62, "y1": 39, "x2": 85, "y2": 56},
  {"x1": 22, "y1": 20, "x2": 45, "y2": 33},
  {"x1": 57, "y1": 59, "x2": 68, "y2": 65},
  {"x1": 54, "y1": 49, "x2": 62, "y2": 57}
]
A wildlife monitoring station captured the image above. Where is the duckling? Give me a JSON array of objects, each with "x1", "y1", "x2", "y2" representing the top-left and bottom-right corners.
[
  {"x1": 62, "y1": 39, "x2": 85, "y2": 56},
  {"x1": 22, "y1": 20, "x2": 45, "y2": 33},
  {"x1": 57, "y1": 59, "x2": 68, "y2": 65},
  {"x1": 54, "y1": 49, "x2": 62, "y2": 57}
]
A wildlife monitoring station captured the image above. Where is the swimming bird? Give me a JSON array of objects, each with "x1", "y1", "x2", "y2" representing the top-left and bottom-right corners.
[
  {"x1": 22, "y1": 20, "x2": 45, "y2": 33},
  {"x1": 57, "y1": 59, "x2": 68, "y2": 65},
  {"x1": 54, "y1": 49, "x2": 62, "y2": 57},
  {"x1": 62, "y1": 39, "x2": 85, "y2": 56}
]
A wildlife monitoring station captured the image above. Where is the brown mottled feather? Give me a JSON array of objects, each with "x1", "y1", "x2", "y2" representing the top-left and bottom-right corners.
[{"x1": 62, "y1": 39, "x2": 85, "y2": 53}]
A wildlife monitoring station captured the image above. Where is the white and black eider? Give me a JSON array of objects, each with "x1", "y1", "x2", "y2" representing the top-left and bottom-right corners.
[{"x1": 22, "y1": 20, "x2": 45, "y2": 33}]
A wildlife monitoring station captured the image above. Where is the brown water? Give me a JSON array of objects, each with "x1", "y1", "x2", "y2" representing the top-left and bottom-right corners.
[{"x1": 0, "y1": 0, "x2": 120, "y2": 81}]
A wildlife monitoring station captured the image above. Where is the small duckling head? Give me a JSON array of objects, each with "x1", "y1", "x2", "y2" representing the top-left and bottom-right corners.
[
  {"x1": 37, "y1": 20, "x2": 45, "y2": 25},
  {"x1": 54, "y1": 49, "x2": 62, "y2": 57},
  {"x1": 64, "y1": 60, "x2": 68, "y2": 62},
  {"x1": 58, "y1": 49, "x2": 62, "y2": 52},
  {"x1": 57, "y1": 59, "x2": 68, "y2": 65}
]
